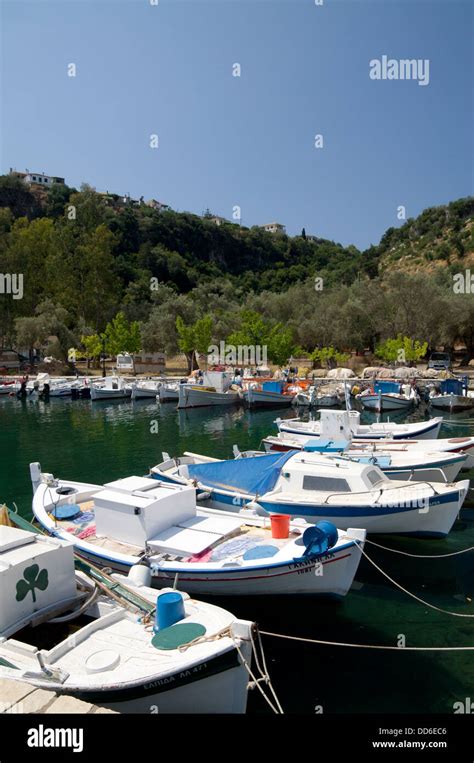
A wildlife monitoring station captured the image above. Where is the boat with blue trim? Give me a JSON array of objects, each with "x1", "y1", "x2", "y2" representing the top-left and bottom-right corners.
[
  {"x1": 260, "y1": 435, "x2": 468, "y2": 482},
  {"x1": 29, "y1": 464, "x2": 366, "y2": 598},
  {"x1": 277, "y1": 409, "x2": 442, "y2": 440},
  {"x1": 428, "y1": 376, "x2": 474, "y2": 412},
  {"x1": 151, "y1": 450, "x2": 469, "y2": 537}
]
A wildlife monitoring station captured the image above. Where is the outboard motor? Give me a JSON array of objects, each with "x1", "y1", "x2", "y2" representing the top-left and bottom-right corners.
[{"x1": 302, "y1": 521, "x2": 338, "y2": 557}]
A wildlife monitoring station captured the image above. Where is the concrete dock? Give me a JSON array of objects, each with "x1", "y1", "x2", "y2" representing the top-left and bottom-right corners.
[{"x1": 0, "y1": 678, "x2": 117, "y2": 714}]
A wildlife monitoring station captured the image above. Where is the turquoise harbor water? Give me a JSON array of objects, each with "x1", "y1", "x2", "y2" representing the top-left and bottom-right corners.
[{"x1": 1, "y1": 396, "x2": 473, "y2": 714}]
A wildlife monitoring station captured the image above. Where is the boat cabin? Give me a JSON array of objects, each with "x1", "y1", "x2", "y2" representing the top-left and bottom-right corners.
[
  {"x1": 272, "y1": 453, "x2": 387, "y2": 497},
  {"x1": 0, "y1": 526, "x2": 77, "y2": 639}
]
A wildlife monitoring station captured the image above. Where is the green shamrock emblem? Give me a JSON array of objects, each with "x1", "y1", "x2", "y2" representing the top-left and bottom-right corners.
[{"x1": 16, "y1": 564, "x2": 49, "y2": 603}]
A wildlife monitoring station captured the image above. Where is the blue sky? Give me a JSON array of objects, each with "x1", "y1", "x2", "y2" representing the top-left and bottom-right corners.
[{"x1": 1, "y1": 0, "x2": 472, "y2": 248}]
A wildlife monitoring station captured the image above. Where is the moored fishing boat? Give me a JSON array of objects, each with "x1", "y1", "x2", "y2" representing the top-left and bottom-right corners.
[
  {"x1": 259, "y1": 434, "x2": 467, "y2": 482},
  {"x1": 90, "y1": 376, "x2": 131, "y2": 401},
  {"x1": 151, "y1": 450, "x2": 469, "y2": 537},
  {"x1": 178, "y1": 371, "x2": 242, "y2": 409},
  {"x1": 0, "y1": 521, "x2": 254, "y2": 713},
  {"x1": 158, "y1": 382, "x2": 180, "y2": 403},
  {"x1": 277, "y1": 409, "x2": 443, "y2": 440},
  {"x1": 30, "y1": 464, "x2": 366, "y2": 597},
  {"x1": 130, "y1": 379, "x2": 161, "y2": 399},
  {"x1": 264, "y1": 430, "x2": 474, "y2": 471},
  {"x1": 428, "y1": 377, "x2": 474, "y2": 412},
  {"x1": 244, "y1": 379, "x2": 297, "y2": 408},
  {"x1": 0, "y1": 380, "x2": 20, "y2": 395},
  {"x1": 356, "y1": 380, "x2": 419, "y2": 412}
]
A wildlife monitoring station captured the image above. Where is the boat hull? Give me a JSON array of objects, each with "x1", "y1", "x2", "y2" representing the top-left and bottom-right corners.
[
  {"x1": 430, "y1": 394, "x2": 474, "y2": 412},
  {"x1": 90, "y1": 388, "x2": 130, "y2": 400},
  {"x1": 131, "y1": 386, "x2": 159, "y2": 399},
  {"x1": 278, "y1": 418, "x2": 443, "y2": 440},
  {"x1": 1, "y1": 645, "x2": 251, "y2": 714},
  {"x1": 245, "y1": 389, "x2": 295, "y2": 408},
  {"x1": 178, "y1": 386, "x2": 240, "y2": 408},
  {"x1": 252, "y1": 493, "x2": 465, "y2": 538},
  {"x1": 358, "y1": 394, "x2": 414, "y2": 411}
]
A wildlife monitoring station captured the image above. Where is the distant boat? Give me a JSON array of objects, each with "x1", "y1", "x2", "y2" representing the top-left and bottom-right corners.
[
  {"x1": 157, "y1": 382, "x2": 180, "y2": 403},
  {"x1": 260, "y1": 434, "x2": 468, "y2": 482},
  {"x1": 0, "y1": 380, "x2": 20, "y2": 395},
  {"x1": 277, "y1": 409, "x2": 443, "y2": 441},
  {"x1": 178, "y1": 371, "x2": 242, "y2": 409},
  {"x1": 244, "y1": 380, "x2": 297, "y2": 408},
  {"x1": 0, "y1": 520, "x2": 254, "y2": 713},
  {"x1": 429, "y1": 377, "x2": 474, "y2": 412},
  {"x1": 264, "y1": 429, "x2": 474, "y2": 470},
  {"x1": 356, "y1": 381, "x2": 419, "y2": 412},
  {"x1": 130, "y1": 380, "x2": 161, "y2": 399},
  {"x1": 90, "y1": 376, "x2": 131, "y2": 401},
  {"x1": 29, "y1": 464, "x2": 366, "y2": 598}
]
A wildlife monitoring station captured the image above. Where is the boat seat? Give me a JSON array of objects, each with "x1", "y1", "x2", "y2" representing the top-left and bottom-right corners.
[{"x1": 147, "y1": 515, "x2": 243, "y2": 556}]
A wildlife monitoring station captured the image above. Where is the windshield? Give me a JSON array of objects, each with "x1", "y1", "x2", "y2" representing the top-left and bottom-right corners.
[{"x1": 430, "y1": 353, "x2": 449, "y2": 360}]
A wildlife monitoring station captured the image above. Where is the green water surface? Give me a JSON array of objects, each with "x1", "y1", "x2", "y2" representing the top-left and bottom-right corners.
[{"x1": 0, "y1": 396, "x2": 473, "y2": 714}]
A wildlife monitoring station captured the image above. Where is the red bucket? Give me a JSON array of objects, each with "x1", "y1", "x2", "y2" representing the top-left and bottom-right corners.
[{"x1": 270, "y1": 513, "x2": 290, "y2": 539}]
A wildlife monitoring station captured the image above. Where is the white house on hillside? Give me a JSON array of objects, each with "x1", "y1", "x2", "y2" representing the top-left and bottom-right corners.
[
  {"x1": 261, "y1": 222, "x2": 286, "y2": 234},
  {"x1": 10, "y1": 169, "x2": 65, "y2": 186}
]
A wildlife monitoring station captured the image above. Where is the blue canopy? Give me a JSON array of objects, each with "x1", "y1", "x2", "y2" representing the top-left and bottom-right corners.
[
  {"x1": 374, "y1": 381, "x2": 400, "y2": 394},
  {"x1": 186, "y1": 451, "x2": 296, "y2": 495},
  {"x1": 440, "y1": 377, "x2": 467, "y2": 395}
]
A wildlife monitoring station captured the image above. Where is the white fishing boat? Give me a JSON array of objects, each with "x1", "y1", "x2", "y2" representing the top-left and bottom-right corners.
[
  {"x1": 158, "y1": 382, "x2": 180, "y2": 403},
  {"x1": 429, "y1": 377, "x2": 474, "y2": 413},
  {"x1": 151, "y1": 450, "x2": 469, "y2": 537},
  {"x1": 47, "y1": 380, "x2": 75, "y2": 397},
  {"x1": 260, "y1": 434, "x2": 467, "y2": 482},
  {"x1": 0, "y1": 380, "x2": 20, "y2": 395},
  {"x1": 244, "y1": 380, "x2": 297, "y2": 408},
  {"x1": 90, "y1": 376, "x2": 131, "y2": 401},
  {"x1": 0, "y1": 523, "x2": 254, "y2": 713},
  {"x1": 356, "y1": 381, "x2": 419, "y2": 412},
  {"x1": 277, "y1": 409, "x2": 443, "y2": 440},
  {"x1": 29, "y1": 464, "x2": 366, "y2": 598},
  {"x1": 265, "y1": 430, "x2": 474, "y2": 471},
  {"x1": 130, "y1": 380, "x2": 161, "y2": 399},
  {"x1": 178, "y1": 372, "x2": 242, "y2": 409}
]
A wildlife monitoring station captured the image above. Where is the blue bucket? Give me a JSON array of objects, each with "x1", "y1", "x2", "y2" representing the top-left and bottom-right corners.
[
  {"x1": 302, "y1": 521, "x2": 338, "y2": 556},
  {"x1": 154, "y1": 592, "x2": 185, "y2": 632}
]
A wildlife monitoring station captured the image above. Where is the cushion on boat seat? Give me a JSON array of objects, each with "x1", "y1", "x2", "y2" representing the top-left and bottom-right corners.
[{"x1": 147, "y1": 526, "x2": 221, "y2": 556}]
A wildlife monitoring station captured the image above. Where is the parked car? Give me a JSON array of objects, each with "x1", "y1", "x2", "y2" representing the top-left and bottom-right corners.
[{"x1": 427, "y1": 352, "x2": 452, "y2": 371}]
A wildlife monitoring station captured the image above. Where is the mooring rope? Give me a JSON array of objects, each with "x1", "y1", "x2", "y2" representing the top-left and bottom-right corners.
[
  {"x1": 363, "y1": 537, "x2": 474, "y2": 558},
  {"x1": 259, "y1": 632, "x2": 474, "y2": 651},
  {"x1": 354, "y1": 540, "x2": 474, "y2": 618}
]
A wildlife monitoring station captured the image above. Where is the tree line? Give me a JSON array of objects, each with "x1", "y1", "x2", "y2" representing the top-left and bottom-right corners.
[{"x1": 0, "y1": 175, "x2": 472, "y2": 366}]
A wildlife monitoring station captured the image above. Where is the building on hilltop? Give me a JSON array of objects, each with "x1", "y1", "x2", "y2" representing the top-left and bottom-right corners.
[
  {"x1": 9, "y1": 168, "x2": 65, "y2": 186},
  {"x1": 145, "y1": 199, "x2": 171, "y2": 212},
  {"x1": 260, "y1": 222, "x2": 286, "y2": 234}
]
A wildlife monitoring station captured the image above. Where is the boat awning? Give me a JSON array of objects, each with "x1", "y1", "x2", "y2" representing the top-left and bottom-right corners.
[
  {"x1": 186, "y1": 451, "x2": 296, "y2": 495},
  {"x1": 374, "y1": 381, "x2": 400, "y2": 394},
  {"x1": 440, "y1": 378, "x2": 466, "y2": 395}
]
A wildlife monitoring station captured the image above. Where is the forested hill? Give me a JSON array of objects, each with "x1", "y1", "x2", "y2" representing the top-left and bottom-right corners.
[
  {"x1": 366, "y1": 197, "x2": 474, "y2": 275},
  {"x1": 0, "y1": 175, "x2": 472, "y2": 297},
  {"x1": 0, "y1": 174, "x2": 473, "y2": 362},
  {"x1": 0, "y1": 175, "x2": 365, "y2": 293}
]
